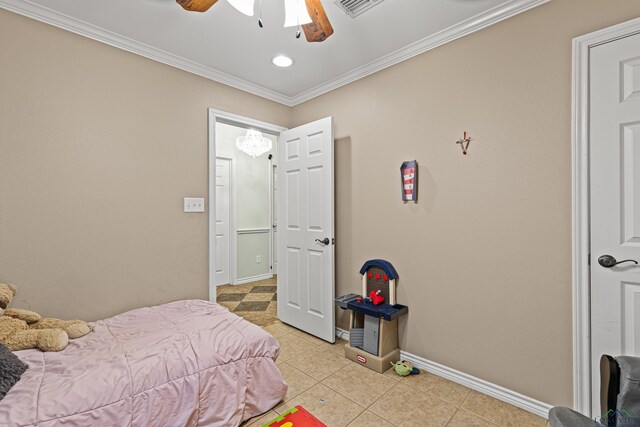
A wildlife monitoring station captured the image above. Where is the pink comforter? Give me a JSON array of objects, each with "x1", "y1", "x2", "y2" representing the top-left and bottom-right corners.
[{"x1": 0, "y1": 300, "x2": 287, "y2": 426}]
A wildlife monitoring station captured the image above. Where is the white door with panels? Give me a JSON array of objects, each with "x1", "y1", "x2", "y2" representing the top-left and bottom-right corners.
[
  {"x1": 278, "y1": 117, "x2": 335, "y2": 343},
  {"x1": 590, "y1": 32, "x2": 640, "y2": 416},
  {"x1": 215, "y1": 158, "x2": 231, "y2": 286}
]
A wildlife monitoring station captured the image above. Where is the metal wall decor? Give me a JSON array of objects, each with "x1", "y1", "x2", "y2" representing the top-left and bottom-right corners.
[{"x1": 456, "y1": 131, "x2": 474, "y2": 155}]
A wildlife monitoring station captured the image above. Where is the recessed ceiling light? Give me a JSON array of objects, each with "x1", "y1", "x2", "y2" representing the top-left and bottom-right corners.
[{"x1": 272, "y1": 55, "x2": 294, "y2": 68}]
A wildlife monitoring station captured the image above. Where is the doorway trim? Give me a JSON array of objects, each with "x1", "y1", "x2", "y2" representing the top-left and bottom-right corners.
[
  {"x1": 208, "y1": 108, "x2": 288, "y2": 302},
  {"x1": 270, "y1": 163, "x2": 278, "y2": 276},
  {"x1": 572, "y1": 17, "x2": 640, "y2": 416}
]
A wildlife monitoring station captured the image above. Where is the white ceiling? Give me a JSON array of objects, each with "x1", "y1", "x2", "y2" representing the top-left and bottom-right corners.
[{"x1": 0, "y1": 0, "x2": 548, "y2": 105}]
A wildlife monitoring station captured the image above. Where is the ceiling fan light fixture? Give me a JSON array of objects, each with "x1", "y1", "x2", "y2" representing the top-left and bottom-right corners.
[
  {"x1": 227, "y1": 0, "x2": 254, "y2": 16},
  {"x1": 283, "y1": 0, "x2": 312, "y2": 27},
  {"x1": 236, "y1": 129, "x2": 273, "y2": 158},
  {"x1": 272, "y1": 55, "x2": 294, "y2": 67},
  {"x1": 178, "y1": 0, "x2": 334, "y2": 43}
]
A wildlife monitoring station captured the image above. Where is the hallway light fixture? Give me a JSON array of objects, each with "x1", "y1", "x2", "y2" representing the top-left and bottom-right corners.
[{"x1": 236, "y1": 129, "x2": 272, "y2": 158}]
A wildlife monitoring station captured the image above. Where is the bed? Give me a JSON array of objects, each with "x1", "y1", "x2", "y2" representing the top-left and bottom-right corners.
[{"x1": 0, "y1": 299, "x2": 288, "y2": 426}]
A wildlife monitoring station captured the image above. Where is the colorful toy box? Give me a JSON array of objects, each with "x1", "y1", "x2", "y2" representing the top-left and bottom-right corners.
[{"x1": 262, "y1": 406, "x2": 326, "y2": 427}]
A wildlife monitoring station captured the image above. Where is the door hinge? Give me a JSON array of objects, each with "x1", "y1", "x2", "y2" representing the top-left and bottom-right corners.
[
  {"x1": 332, "y1": 238, "x2": 335, "y2": 245},
  {"x1": 588, "y1": 253, "x2": 591, "y2": 266}
]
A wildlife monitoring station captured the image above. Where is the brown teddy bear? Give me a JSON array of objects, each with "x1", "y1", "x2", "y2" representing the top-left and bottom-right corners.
[{"x1": 0, "y1": 283, "x2": 91, "y2": 352}]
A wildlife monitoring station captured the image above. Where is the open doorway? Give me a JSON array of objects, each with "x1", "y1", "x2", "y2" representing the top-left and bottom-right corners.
[
  {"x1": 214, "y1": 121, "x2": 276, "y2": 287},
  {"x1": 209, "y1": 110, "x2": 335, "y2": 340},
  {"x1": 209, "y1": 110, "x2": 286, "y2": 327}
]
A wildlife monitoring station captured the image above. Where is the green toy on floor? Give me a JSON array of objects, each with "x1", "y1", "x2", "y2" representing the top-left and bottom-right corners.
[{"x1": 391, "y1": 360, "x2": 420, "y2": 376}]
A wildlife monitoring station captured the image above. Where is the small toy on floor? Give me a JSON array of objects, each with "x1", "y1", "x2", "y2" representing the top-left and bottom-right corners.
[{"x1": 391, "y1": 360, "x2": 420, "y2": 376}]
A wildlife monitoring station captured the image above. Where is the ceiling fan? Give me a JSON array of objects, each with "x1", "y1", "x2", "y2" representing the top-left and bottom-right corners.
[{"x1": 175, "y1": 0, "x2": 334, "y2": 43}]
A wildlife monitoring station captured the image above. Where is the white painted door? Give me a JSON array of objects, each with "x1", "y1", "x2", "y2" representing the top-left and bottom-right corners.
[
  {"x1": 590, "y1": 32, "x2": 640, "y2": 415},
  {"x1": 278, "y1": 117, "x2": 335, "y2": 342},
  {"x1": 215, "y1": 158, "x2": 231, "y2": 286},
  {"x1": 272, "y1": 164, "x2": 278, "y2": 273}
]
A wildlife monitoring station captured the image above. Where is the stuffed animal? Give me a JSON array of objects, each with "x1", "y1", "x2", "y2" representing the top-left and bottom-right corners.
[
  {"x1": 390, "y1": 360, "x2": 420, "y2": 376},
  {"x1": 0, "y1": 283, "x2": 91, "y2": 351}
]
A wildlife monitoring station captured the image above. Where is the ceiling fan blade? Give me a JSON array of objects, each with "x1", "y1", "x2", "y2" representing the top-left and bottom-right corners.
[
  {"x1": 302, "y1": 0, "x2": 334, "y2": 42},
  {"x1": 176, "y1": 0, "x2": 219, "y2": 13}
]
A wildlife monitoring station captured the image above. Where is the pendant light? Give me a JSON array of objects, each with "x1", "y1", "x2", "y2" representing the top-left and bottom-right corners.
[{"x1": 236, "y1": 129, "x2": 273, "y2": 158}]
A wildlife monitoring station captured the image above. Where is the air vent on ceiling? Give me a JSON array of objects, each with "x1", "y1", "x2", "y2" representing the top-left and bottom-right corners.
[{"x1": 333, "y1": 0, "x2": 385, "y2": 18}]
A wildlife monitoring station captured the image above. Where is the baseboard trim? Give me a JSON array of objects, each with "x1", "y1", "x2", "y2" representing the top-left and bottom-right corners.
[
  {"x1": 400, "y1": 351, "x2": 553, "y2": 419},
  {"x1": 334, "y1": 327, "x2": 552, "y2": 419},
  {"x1": 234, "y1": 273, "x2": 273, "y2": 286},
  {"x1": 335, "y1": 327, "x2": 350, "y2": 341}
]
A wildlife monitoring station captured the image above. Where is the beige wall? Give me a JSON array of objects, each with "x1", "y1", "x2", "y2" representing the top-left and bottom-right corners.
[
  {"x1": 0, "y1": 9, "x2": 290, "y2": 321},
  {"x1": 291, "y1": 0, "x2": 640, "y2": 407}
]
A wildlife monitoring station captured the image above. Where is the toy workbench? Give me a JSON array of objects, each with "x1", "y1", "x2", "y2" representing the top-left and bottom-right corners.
[{"x1": 335, "y1": 260, "x2": 408, "y2": 373}]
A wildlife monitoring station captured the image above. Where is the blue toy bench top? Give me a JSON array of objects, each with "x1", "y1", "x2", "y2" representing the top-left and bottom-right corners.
[
  {"x1": 359, "y1": 259, "x2": 399, "y2": 280},
  {"x1": 347, "y1": 300, "x2": 408, "y2": 321}
]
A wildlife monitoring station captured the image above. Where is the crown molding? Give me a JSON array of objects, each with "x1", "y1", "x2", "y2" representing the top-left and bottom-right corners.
[
  {"x1": 289, "y1": 0, "x2": 551, "y2": 105},
  {"x1": 0, "y1": 0, "x2": 293, "y2": 106},
  {"x1": 0, "y1": 0, "x2": 550, "y2": 107}
]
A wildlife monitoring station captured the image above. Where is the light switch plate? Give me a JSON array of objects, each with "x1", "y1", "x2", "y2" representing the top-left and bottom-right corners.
[{"x1": 184, "y1": 197, "x2": 205, "y2": 213}]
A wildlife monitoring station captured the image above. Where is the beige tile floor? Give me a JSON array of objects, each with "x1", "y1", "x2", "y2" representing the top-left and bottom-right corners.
[{"x1": 241, "y1": 320, "x2": 549, "y2": 427}]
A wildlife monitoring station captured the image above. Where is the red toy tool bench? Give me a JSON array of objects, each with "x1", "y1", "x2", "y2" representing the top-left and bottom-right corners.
[{"x1": 335, "y1": 260, "x2": 409, "y2": 373}]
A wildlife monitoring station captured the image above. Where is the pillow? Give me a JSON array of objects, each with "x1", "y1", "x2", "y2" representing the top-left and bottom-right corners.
[
  {"x1": 0, "y1": 342, "x2": 28, "y2": 400},
  {"x1": 616, "y1": 356, "x2": 640, "y2": 426}
]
